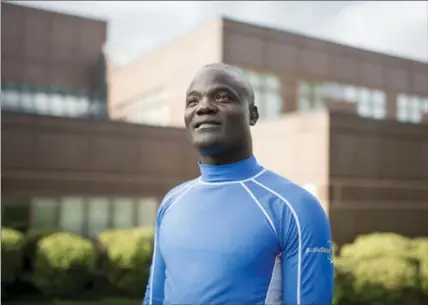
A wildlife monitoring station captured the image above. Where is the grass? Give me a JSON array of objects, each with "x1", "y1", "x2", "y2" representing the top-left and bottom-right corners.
[{"x1": 6, "y1": 298, "x2": 141, "y2": 305}]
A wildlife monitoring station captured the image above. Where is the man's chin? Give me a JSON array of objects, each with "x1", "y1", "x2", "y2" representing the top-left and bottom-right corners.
[{"x1": 193, "y1": 138, "x2": 227, "y2": 156}]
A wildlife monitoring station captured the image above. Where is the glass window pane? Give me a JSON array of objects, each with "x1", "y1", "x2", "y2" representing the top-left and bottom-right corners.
[
  {"x1": 34, "y1": 92, "x2": 50, "y2": 115},
  {"x1": 255, "y1": 91, "x2": 268, "y2": 119},
  {"x1": 137, "y1": 198, "x2": 158, "y2": 227},
  {"x1": 323, "y1": 83, "x2": 343, "y2": 101},
  {"x1": 299, "y1": 97, "x2": 311, "y2": 111},
  {"x1": 9, "y1": 89, "x2": 20, "y2": 104},
  {"x1": 88, "y1": 198, "x2": 110, "y2": 238},
  {"x1": 76, "y1": 96, "x2": 90, "y2": 117},
  {"x1": 1, "y1": 90, "x2": 16, "y2": 110},
  {"x1": 112, "y1": 198, "x2": 135, "y2": 229},
  {"x1": 59, "y1": 197, "x2": 85, "y2": 234},
  {"x1": 344, "y1": 85, "x2": 358, "y2": 103},
  {"x1": 246, "y1": 72, "x2": 262, "y2": 88},
  {"x1": 51, "y1": 94, "x2": 64, "y2": 116},
  {"x1": 409, "y1": 97, "x2": 422, "y2": 123},
  {"x1": 264, "y1": 92, "x2": 282, "y2": 118},
  {"x1": 299, "y1": 80, "x2": 311, "y2": 96},
  {"x1": 265, "y1": 75, "x2": 280, "y2": 90},
  {"x1": 20, "y1": 90, "x2": 34, "y2": 113},
  {"x1": 2, "y1": 197, "x2": 31, "y2": 231},
  {"x1": 32, "y1": 198, "x2": 57, "y2": 229},
  {"x1": 397, "y1": 95, "x2": 408, "y2": 122},
  {"x1": 64, "y1": 95, "x2": 76, "y2": 117},
  {"x1": 358, "y1": 88, "x2": 372, "y2": 117},
  {"x1": 372, "y1": 90, "x2": 386, "y2": 119}
]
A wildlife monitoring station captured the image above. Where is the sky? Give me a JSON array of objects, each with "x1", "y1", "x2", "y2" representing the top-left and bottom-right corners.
[{"x1": 14, "y1": 1, "x2": 428, "y2": 66}]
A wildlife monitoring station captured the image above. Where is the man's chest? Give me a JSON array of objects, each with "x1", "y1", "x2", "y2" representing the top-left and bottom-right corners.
[{"x1": 158, "y1": 193, "x2": 280, "y2": 273}]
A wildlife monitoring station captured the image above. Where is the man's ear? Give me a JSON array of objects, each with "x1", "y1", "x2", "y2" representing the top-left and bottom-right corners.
[{"x1": 249, "y1": 105, "x2": 259, "y2": 126}]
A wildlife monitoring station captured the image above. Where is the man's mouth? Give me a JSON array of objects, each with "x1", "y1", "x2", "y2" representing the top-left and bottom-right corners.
[{"x1": 195, "y1": 121, "x2": 221, "y2": 129}]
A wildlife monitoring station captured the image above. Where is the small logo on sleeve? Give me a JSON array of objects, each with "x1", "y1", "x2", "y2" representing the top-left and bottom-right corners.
[{"x1": 305, "y1": 240, "x2": 334, "y2": 263}]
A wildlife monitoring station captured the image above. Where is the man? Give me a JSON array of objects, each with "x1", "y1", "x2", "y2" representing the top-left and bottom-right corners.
[{"x1": 144, "y1": 63, "x2": 334, "y2": 305}]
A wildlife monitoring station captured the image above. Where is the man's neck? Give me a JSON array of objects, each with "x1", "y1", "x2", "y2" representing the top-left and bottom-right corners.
[{"x1": 198, "y1": 147, "x2": 253, "y2": 166}]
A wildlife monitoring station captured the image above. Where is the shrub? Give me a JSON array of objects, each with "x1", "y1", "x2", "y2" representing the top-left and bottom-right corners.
[
  {"x1": 340, "y1": 233, "x2": 412, "y2": 261},
  {"x1": 33, "y1": 232, "x2": 96, "y2": 297},
  {"x1": 21, "y1": 228, "x2": 61, "y2": 273},
  {"x1": 97, "y1": 227, "x2": 154, "y2": 297},
  {"x1": 350, "y1": 256, "x2": 419, "y2": 305},
  {"x1": 412, "y1": 238, "x2": 428, "y2": 299},
  {"x1": 1, "y1": 228, "x2": 24, "y2": 285},
  {"x1": 333, "y1": 257, "x2": 356, "y2": 305}
]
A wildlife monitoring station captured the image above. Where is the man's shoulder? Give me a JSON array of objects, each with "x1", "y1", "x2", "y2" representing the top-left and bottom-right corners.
[
  {"x1": 257, "y1": 169, "x2": 321, "y2": 209},
  {"x1": 160, "y1": 178, "x2": 199, "y2": 208}
]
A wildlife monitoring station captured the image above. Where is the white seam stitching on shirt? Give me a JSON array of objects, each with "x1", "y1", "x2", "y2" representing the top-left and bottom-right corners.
[
  {"x1": 198, "y1": 168, "x2": 267, "y2": 185},
  {"x1": 149, "y1": 232, "x2": 159, "y2": 304},
  {"x1": 163, "y1": 181, "x2": 198, "y2": 216},
  {"x1": 240, "y1": 182, "x2": 278, "y2": 239},
  {"x1": 161, "y1": 179, "x2": 198, "y2": 208},
  {"x1": 252, "y1": 178, "x2": 302, "y2": 305},
  {"x1": 150, "y1": 180, "x2": 197, "y2": 303}
]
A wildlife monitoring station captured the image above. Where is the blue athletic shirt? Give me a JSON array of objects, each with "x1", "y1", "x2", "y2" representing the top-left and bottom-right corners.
[{"x1": 144, "y1": 155, "x2": 334, "y2": 305}]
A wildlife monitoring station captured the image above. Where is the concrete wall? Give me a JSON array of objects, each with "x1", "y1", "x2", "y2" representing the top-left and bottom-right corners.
[
  {"x1": 1, "y1": 2, "x2": 107, "y2": 91},
  {"x1": 252, "y1": 111, "x2": 330, "y2": 211},
  {"x1": 108, "y1": 19, "x2": 224, "y2": 126},
  {"x1": 1, "y1": 112, "x2": 199, "y2": 198}
]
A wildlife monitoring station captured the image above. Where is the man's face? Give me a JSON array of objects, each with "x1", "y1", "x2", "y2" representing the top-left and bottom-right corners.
[{"x1": 184, "y1": 67, "x2": 257, "y2": 153}]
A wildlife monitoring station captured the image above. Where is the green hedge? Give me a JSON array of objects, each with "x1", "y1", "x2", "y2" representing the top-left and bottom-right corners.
[
  {"x1": 412, "y1": 238, "x2": 428, "y2": 298},
  {"x1": 1, "y1": 228, "x2": 25, "y2": 286},
  {"x1": 97, "y1": 227, "x2": 154, "y2": 297},
  {"x1": 2, "y1": 227, "x2": 427, "y2": 304},
  {"x1": 33, "y1": 232, "x2": 97, "y2": 297},
  {"x1": 335, "y1": 233, "x2": 428, "y2": 305}
]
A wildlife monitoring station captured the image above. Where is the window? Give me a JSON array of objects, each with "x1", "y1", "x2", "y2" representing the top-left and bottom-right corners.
[
  {"x1": 343, "y1": 85, "x2": 358, "y2": 103},
  {"x1": 358, "y1": 88, "x2": 371, "y2": 118},
  {"x1": 298, "y1": 80, "x2": 314, "y2": 111},
  {"x1": 409, "y1": 97, "x2": 422, "y2": 123},
  {"x1": 59, "y1": 197, "x2": 85, "y2": 234},
  {"x1": 137, "y1": 198, "x2": 158, "y2": 227},
  {"x1": 124, "y1": 90, "x2": 169, "y2": 126},
  {"x1": 1, "y1": 90, "x2": 15, "y2": 110},
  {"x1": 423, "y1": 98, "x2": 428, "y2": 113},
  {"x1": 372, "y1": 90, "x2": 386, "y2": 119},
  {"x1": 20, "y1": 89, "x2": 34, "y2": 113},
  {"x1": 2, "y1": 197, "x2": 31, "y2": 231},
  {"x1": 397, "y1": 94, "x2": 408, "y2": 122},
  {"x1": 32, "y1": 198, "x2": 57, "y2": 229},
  {"x1": 112, "y1": 198, "x2": 135, "y2": 229},
  {"x1": 34, "y1": 92, "x2": 50, "y2": 115},
  {"x1": 51, "y1": 94, "x2": 64, "y2": 116},
  {"x1": 77, "y1": 96, "x2": 90, "y2": 117},
  {"x1": 396, "y1": 94, "x2": 425, "y2": 123},
  {"x1": 244, "y1": 70, "x2": 282, "y2": 119},
  {"x1": 323, "y1": 83, "x2": 343, "y2": 101},
  {"x1": 87, "y1": 198, "x2": 110, "y2": 238}
]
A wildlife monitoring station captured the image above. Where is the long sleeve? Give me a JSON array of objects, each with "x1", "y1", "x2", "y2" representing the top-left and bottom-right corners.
[
  {"x1": 143, "y1": 212, "x2": 166, "y2": 305},
  {"x1": 281, "y1": 193, "x2": 334, "y2": 305}
]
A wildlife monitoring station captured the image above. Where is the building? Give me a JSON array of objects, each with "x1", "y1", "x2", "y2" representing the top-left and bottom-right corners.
[
  {"x1": 1, "y1": 2, "x2": 199, "y2": 237},
  {"x1": 109, "y1": 18, "x2": 428, "y2": 244}
]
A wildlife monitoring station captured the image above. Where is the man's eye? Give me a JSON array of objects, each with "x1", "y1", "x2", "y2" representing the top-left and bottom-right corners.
[
  {"x1": 215, "y1": 93, "x2": 231, "y2": 101},
  {"x1": 187, "y1": 98, "x2": 198, "y2": 106}
]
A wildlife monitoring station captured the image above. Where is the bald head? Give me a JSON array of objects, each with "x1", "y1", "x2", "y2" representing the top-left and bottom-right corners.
[{"x1": 189, "y1": 63, "x2": 255, "y2": 107}]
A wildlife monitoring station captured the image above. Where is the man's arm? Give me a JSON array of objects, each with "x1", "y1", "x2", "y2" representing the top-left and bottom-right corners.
[
  {"x1": 281, "y1": 193, "x2": 334, "y2": 305},
  {"x1": 143, "y1": 213, "x2": 166, "y2": 305}
]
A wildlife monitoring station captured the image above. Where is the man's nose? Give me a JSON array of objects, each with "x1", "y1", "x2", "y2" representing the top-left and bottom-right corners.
[{"x1": 196, "y1": 97, "x2": 218, "y2": 115}]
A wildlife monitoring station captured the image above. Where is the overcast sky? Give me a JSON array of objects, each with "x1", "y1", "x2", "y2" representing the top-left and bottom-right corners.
[{"x1": 15, "y1": 1, "x2": 428, "y2": 66}]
